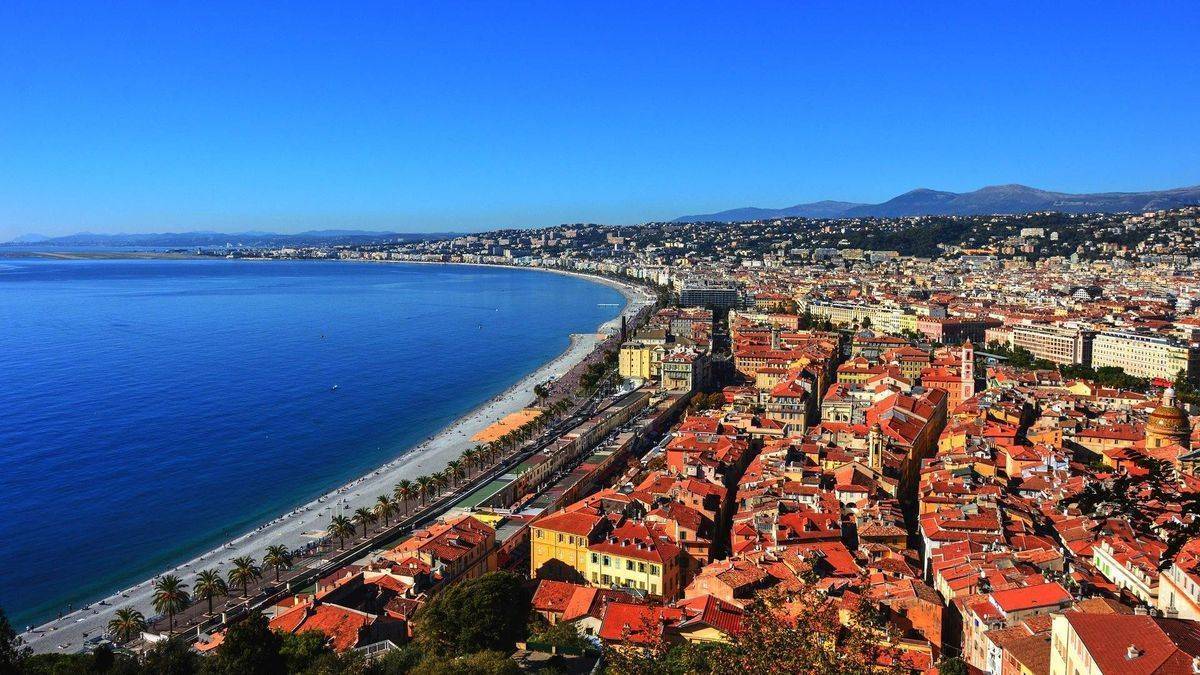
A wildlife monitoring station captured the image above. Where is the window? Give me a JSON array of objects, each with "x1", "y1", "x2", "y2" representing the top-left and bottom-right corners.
[
  {"x1": 602, "y1": 574, "x2": 611, "y2": 584},
  {"x1": 591, "y1": 553, "x2": 599, "y2": 564},
  {"x1": 649, "y1": 565, "x2": 659, "y2": 575},
  {"x1": 603, "y1": 556, "x2": 611, "y2": 566},
  {"x1": 638, "y1": 562, "x2": 646, "y2": 573},
  {"x1": 650, "y1": 583, "x2": 657, "y2": 595},
  {"x1": 536, "y1": 530, "x2": 542, "y2": 539},
  {"x1": 626, "y1": 560, "x2": 634, "y2": 571},
  {"x1": 557, "y1": 533, "x2": 563, "y2": 542},
  {"x1": 592, "y1": 573, "x2": 598, "y2": 582}
]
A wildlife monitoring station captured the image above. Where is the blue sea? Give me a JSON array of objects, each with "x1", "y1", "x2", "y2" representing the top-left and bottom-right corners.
[{"x1": 0, "y1": 258, "x2": 623, "y2": 627}]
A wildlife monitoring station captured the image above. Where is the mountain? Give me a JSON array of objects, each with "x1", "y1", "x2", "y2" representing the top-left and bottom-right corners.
[
  {"x1": 673, "y1": 200, "x2": 866, "y2": 223},
  {"x1": 673, "y1": 183, "x2": 1200, "y2": 222},
  {"x1": 1, "y1": 230, "x2": 457, "y2": 247}
]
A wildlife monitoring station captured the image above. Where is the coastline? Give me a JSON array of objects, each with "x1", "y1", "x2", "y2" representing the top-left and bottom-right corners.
[{"x1": 18, "y1": 261, "x2": 652, "y2": 654}]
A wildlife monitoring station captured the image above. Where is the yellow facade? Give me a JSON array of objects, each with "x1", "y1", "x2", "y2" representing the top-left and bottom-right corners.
[
  {"x1": 619, "y1": 343, "x2": 656, "y2": 380},
  {"x1": 530, "y1": 524, "x2": 591, "y2": 580},
  {"x1": 586, "y1": 550, "x2": 678, "y2": 599}
]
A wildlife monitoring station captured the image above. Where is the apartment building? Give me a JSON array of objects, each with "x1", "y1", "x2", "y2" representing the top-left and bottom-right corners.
[{"x1": 1091, "y1": 330, "x2": 1196, "y2": 381}]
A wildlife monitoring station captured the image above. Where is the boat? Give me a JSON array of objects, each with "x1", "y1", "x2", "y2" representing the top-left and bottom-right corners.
[{"x1": 330, "y1": 384, "x2": 339, "y2": 391}]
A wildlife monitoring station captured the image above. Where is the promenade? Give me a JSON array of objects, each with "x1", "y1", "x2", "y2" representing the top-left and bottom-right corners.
[{"x1": 19, "y1": 270, "x2": 654, "y2": 654}]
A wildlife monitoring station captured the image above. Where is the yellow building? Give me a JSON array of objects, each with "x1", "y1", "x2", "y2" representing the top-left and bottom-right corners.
[
  {"x1": 586, "y1": 522, "x2": 683, "y2": 599},
  {"x1": 618, "y1": 342, "x2": 661, "y2": 381},
  {"x1": 530, "y1": 506, "x2": 607, "y2": 582}
]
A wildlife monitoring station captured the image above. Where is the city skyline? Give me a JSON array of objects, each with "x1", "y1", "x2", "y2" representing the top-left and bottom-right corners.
[{"x1": 3, "y1": 1, "x2": 1200, "y2": 241}]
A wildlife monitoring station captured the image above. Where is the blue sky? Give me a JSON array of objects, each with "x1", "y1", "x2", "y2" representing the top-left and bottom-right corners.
[{"x1": 1, "y1": 2, "x2": 1198, "y2": 239}]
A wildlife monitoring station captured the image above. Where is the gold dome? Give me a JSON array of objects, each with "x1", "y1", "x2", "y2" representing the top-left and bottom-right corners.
[{"x1": 1146, "y1": 388, "x2": 1190, "y2": 449}]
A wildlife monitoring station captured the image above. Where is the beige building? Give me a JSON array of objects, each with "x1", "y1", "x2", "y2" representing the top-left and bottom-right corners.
[
  {"x1": 1091, "y1": 330, "x2": 1195, "y2": 381},
  {"x1": 1008, "y1": 323, "x2": 1094, "y2": 366}
]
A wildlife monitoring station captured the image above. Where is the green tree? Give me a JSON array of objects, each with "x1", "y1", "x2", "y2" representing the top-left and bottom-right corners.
[
  {"x1": 393, "y1": 479, "x2": 416, "y2": 515},
  {"x1": 141, "y1": 637, "x2": 200, "y2": 675},
  {"x1": 107, "y1": 607, "x2": 147, "y2": 643},
  {"x1": 278, "y1": 630, "x2": 331, "y2": 673},
  {"x1": 375, "y1": 494, "x2": 396, "y2": 528},
  {"x1": 263, "y1": 545, "x2": 293, "y2": 583},
  {"x1": 415, "y1": 571, "x2": 531, "y2": 656},
  {"x1": 938, "y1": 656, "x2": 969, "y2": 675},
  {"x1": 353, "y1": 507, "x2": 376, "y2": 539},
  {"x1": 205, "y1": 612, "x2": 285, "y2": 675},
  {"x1": 415, "y1": 650, "x2": 521, "y2": 675},
  {"x1": 193, "y1": 569, "x2": 228, "y2": 617},
  {"x1": 227, "y1": 556, "x2": 262, "y2": 598},
  {"x1": 152, "y1": 574, "x2": 190, "y2": 634},
  {"x1": 0, "y1": 605, "x2": 30, "y2": 674},
  {"x1": 329, "y1": 514, "x2": 356, "y2": 550}
]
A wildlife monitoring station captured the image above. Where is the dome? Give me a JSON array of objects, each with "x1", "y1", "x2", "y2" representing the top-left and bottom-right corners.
[
  {"x1": 1145, "y1": 387, "x2": 1190, "y2": 448},
  {"x1": 1147, "y1": 404, "x2": 1189, "y2": 435}
]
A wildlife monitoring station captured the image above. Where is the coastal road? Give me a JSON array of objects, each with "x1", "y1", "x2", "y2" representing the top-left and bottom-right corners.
[{"x1": 18, "y1": 272, "x2": 653, "y2": 654}]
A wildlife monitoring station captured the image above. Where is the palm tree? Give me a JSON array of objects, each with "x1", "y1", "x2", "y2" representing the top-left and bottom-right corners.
[
  {"x1": 193, "y1": 569, "x2": 227, "y2": 617},
  {"x1": 487, "y1": 441, "x2": 502, "y2": 465},
  {"x1": 460, "y1": 448, "x2": 478, "y2": 478},
  {"x1": 433, "y1": 471, "x2": 450, "y2": 497},
  {"x1": 375, "y1": 494, "x2": 396, "y2": 528},
  {"x1": 152, "y1": 575, "x2": 189, "y2": 634},
  {"x1": 107, "y1": 607, "x2": 147, "y2": 643},
  {"x1": 446, "y1": 460, "x2": 464, "y2": 488},
  {"x1": 227, "y1": 556, "x2": 262, "y2": 598},
  {"x1": 263, "y1": 544, "x2": 293, "y2": 583},
  {"x1": 329, "y1": 514, "x2": 355, "y2": 550},
  {"x1": 416, "y1": 475, "x2": 435, "y2": 506},
  {"x1": 353, "y1": 507, "x2": 376, "y2": 538},
  {"x1": 393, "y1": 479, "x2": 415, "y2": 514}
]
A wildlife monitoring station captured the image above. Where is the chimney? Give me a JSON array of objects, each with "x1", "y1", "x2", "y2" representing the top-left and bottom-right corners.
[{"x1": 1126, "y1": 644, "x2": 1141, "y2": 660}]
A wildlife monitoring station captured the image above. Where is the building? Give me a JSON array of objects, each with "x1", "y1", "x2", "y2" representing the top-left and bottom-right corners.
[
  {"x1": 1049, "y1": 612, "x2": 1200, "y2": 675},
  {"x1": 1091, "y1": 330, "x2": 1197, "y2": 381},
  {"x1": 1145, "y1": 388, "x2": 1191, "y2": 451},
  {"x1": 661, "y1": 348, "x2": 710, "y2": 392},
  {"x1": 680, "y1": 282, "x2": 740, "y2": 310},
  {"x1": 1009, "y1": 324, "x2": 1095, "y2": 366}
]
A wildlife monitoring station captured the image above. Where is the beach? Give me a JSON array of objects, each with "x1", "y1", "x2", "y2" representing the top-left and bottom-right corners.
[{"x1": 18, "y1": 264, "x2": 652, "y2": 654}]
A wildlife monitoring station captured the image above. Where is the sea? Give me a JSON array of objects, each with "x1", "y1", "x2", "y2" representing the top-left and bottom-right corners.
[{"x1": 0, "y1": 257, "x2": 624, "y2": 628}]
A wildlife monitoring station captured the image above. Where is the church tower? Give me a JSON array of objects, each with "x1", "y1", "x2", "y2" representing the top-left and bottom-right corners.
[{"x1": 961, "y1": 339, "x2": 975, "y2": 401}]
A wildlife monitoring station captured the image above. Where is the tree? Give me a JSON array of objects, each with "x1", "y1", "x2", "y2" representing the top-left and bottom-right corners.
[
  {"x1": 329, "y1": 514, "x2": 356, "y2": 550},
  {"x1": 353, "y1": 506, "x2": 376, "y2": 539},
  {"x1": 447, "y1": 460, "x2": 465, "y2": 488},
  {"x1": 205, "y1": 612, "x2": 285, "y2": 675},
  {"x1": 227, "y1": 556, "x2": 262, "y2": 598},
  {"x1": 528, "y1": 619, "x2": 590, "y2": 653},
  {"x1": 415, "y1": 571, "x2": 531, "y2": 656},
  {"x1": 193, "y1": 569, "x2": 228, "y2": 617},
  {"x1": 263, "y1": 545, "x2": 293, "y2": 583},
  {"x1": 278, "y1": 630, "x2": 332, "y2": 673},
  {"x1": 416, "y1": 476, "x2": 435, "y2": 506},
  {"x1": 415, "y1": 650, "x2": 521, "y2": 675},
  {"x1": 141, "y1": 637, "x2": 200, "y2": 675},
  {"x1": 606, "y1": 586, "x2": 903, "y2": 675},
  {"x1": 461, "y1": 448, "x2": 479, "y2": 478},
  {"x1": 394, "y1": 479, "x2": 415, "y2": 515},
  {"x1": 0, "y1": 605, "x2": 30, "y2": 672},
  {"x1": 152, "y1": 575, "x2": 189, "y2": 635},
  {"x1": 375, "y1": 494, "x2": 396, "y2": 528},
  {"x1": 938, "y1": 656, "x2": 969, "y2": 675}
]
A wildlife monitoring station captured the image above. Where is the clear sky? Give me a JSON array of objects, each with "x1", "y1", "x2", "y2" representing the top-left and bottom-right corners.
[{"x1": 1, "y1": 2, "x2": 1198, "y2": 240}]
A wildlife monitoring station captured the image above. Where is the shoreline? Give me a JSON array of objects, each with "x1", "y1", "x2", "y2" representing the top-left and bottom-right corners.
[{"x1": 18, "y1": 260, "x2": 653, "y2": 654}]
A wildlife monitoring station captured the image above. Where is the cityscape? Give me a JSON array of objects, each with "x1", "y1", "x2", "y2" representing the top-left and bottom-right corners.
[{"x1": 3, "y1": 3, "x2": 1200, "y2": 675}]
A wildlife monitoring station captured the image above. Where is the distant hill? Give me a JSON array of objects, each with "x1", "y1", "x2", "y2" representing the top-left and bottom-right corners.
[
  {"x1": 2, "y1": 230, "x2": 457, "y2": 247},
  {"x1": 673, "y1": 183, "x2": 1200, "y2": 222},
  {"x1": 673, "y1": 200, "x2": 866, "y2": 223}
]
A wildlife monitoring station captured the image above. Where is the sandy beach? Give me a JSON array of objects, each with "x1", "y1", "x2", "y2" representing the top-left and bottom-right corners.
[{"x1": 19, "y1": 264, "x2": 654, "y2": 654}]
